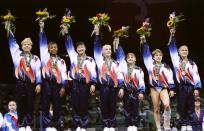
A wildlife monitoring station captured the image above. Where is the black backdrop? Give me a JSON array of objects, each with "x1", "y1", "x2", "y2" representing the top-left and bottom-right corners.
[{"x1": 0, "y1": 0, "x2": 203, "y2": 87}]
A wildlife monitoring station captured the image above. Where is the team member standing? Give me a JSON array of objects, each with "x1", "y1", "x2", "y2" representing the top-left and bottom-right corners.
[
  {"x1": 140, "y1": 35, "x2": 175, "y2": 131},
  {"x1": 168, "y1": 28, "x2": 202, "y2": 131},
  {"x1": 115, "y1": 36, "x2": 145, "y2": 131},
  {"x1": 65, "y1": 33, "x2": 97, "y2": 131},
  {"x1": 7, "y1": 32, "x2": 41, "y2": 131},
  {"x1": 93, "y1": 26, "x2": 124, "y2": 131},
  {"x1": 39, "y1": 31, "x2": 68, "y2": 131}
]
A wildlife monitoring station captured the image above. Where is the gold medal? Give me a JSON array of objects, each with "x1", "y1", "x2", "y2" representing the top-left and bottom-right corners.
[
  {"x1": 78, "y1": 69, "x2": 82, "y2": 74},
  {"x1": 182, "y1": 71, "x2": 186, "y2": 76},
  {"x1": 52, "y1": 68, "x2": 56, "y2": 73},
  {"x1": 25, "y1": 67, "x2": 30, "y2": 71},
  {"x1": 155, "y1": 75, "x2": 159, "y2": 81}
]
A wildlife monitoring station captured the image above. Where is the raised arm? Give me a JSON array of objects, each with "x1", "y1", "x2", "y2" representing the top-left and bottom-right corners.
[
  {"x1": 115, "y1": 37, "x2": 127, "y2": 74},
  {"x1": 140, "y1": 36, "x2": 153, "y2": 72},
  {"x1": 8, "y1": 32, "x2": 22, "y2": 67},
  {"x1": 168, "y1": 29, "x2": 180, "y2": 71},
  {"x1": 65, "y1": 35, "x2": 77, "y2": 62},
  {"x1": 93, "y1": 34, "x2": 103, "y2": 68},
  {"x1": 39, "y1": 31, "x2": 49, "y2": 67}
]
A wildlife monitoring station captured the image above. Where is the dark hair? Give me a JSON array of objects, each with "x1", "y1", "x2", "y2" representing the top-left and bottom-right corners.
[
  {"x1": 48, "y1": 42, "x2": 58, "y2": 47},
  {"x1": 76, "y1": 41, "x2": 85, "y2": 48},
  {"x1": 126, "y1": 53, "x2": 136, "y2": 60}
]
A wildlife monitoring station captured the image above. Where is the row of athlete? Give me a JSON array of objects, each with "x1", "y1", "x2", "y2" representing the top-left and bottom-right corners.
[{"x1": 5, "y1": 25, "x2": 201, "y2": 131}]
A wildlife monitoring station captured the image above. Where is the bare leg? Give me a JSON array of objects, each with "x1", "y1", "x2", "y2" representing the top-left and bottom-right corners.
[
  {"x1": 150, "y1": 88, "x2": 161, "y2": 130},
  {"x1": 160, "y1": 89, "x2": 171, "y2": 130}
]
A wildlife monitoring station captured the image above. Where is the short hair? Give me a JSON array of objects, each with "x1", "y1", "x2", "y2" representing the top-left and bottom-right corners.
[
  {"x1": 102, "y1": 44, "x2": 111, "y2": 50},
  {"x1": 48, "y1": 42, "x2": 58, "y2": 48},
  {"x1": 8, "y1": 100, "x2": 16, "y2": 106},
  {"x1": 179, "y1": 45, "x2": 188, "y2": 51},
  {"x1": 21, "y1": 38, "x2": 33, "y2": 45},
  {"x1": 126, "y1": 53, "x2": 136, "y2": 60},
  {"x1": 76, "y1": 41, "x2": 85, "y2": 48},
  {"x1": 152, "y1": 49, "x2": 163, "y2": 56}
]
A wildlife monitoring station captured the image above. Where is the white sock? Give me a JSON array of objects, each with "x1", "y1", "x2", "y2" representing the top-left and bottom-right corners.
[{"x1": 163, "y1": 110, "x2": 171, "y2": 130}]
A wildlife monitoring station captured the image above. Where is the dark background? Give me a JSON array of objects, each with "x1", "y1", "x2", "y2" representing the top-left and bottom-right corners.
[{"x1": 0, "y1": 0, "x2": 203, "y2": 94}]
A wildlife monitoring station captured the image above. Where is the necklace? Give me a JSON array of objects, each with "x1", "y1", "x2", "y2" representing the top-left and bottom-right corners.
[
  {"x1": 51, "y1": 55, "x2": 57, "y2": 72},
  {"x1": 155, "y1": 63, "x2": 162, "y2": 80},
  {"x1": 77, "y1": 55, "x2": 86, "y2": 73},
  {"x1": 24, "y1": 53, "x2": 32, "y2": 71},
  {"x1": 105, "y1": 58, "x2": 112, "y2": 74},
  {"x1": 180, "y1": 60, "x2": 187, "y2": 75},
  {"x1": 128, "y1": 64, "x2": 135, "y2": 77}
]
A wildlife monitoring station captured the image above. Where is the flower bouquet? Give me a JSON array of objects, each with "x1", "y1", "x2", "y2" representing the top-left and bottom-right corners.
[
  {"x1": 167, "y1": 11, "x2": 185, "y2": 29},
  {"x1": 1, "y1": 10, "x2": 16, "y2": 35},
  {"x1": 89, "y1": 13, "x2": 111, "y2": 36},
  {"x1": 113, "y1": 26, "x2": 129, "y2": 38},
  {"x1": 60, "y1": 9, "x2": 76, "y2": 36},
  {"x1": 36, "y1": 8, "x2": 56, "y2": 32},
  {"x1": 136, "y1": 18, "x2": 151, "y2": 37},
  {"x1": 113, "y1": 26, "x2": 129, "y2": 52}
]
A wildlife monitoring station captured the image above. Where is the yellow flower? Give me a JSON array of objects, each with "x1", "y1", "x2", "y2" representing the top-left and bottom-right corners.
[
  {"x1": 36, "y1": 11, "x2": 47, "y2": 16},
  {"x1": 3, "y1": 15, "x2": 14, "y2": 21}
]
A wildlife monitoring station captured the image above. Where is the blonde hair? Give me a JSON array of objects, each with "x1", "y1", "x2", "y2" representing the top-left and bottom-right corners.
[
  {"x1": 21, "y1": 37, "x2": 33, "y2": 45},
  {"x1": 152, "y1": 49, "x2": 163, "y2": 56},
  {"x1": 179, "y1": 45, "x2": 188, "y2": 51}
]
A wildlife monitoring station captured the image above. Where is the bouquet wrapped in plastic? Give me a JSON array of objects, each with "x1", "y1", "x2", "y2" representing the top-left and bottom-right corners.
[
  {"x1": 60, "y1": 9, "x2": 75, "y2": 36},
  {"x1": 113, "y1": 26, "x2": 129, "y2": 52},
  {"x1": 136, "y1": 18, "x2": 151, "y2": 37},
  {"x1": 1, "y1": 10, "x2": 16, "y2": 35},
  {"x1": 36, "y1": 8, "x2": 55, "y2": 32},
  {"x1": 89, "y1": 13, "x2": 111, "y2": 36}
]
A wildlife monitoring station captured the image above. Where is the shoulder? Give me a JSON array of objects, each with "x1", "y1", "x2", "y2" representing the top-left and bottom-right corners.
[
  {"x1": 58, "y1": 57, "x2": 66, "y2": 65},
  {"x1": 86, "y1": 56, "x2": 94, "y2": 62},
  {"x1": 135, "y1": 66, "x2": 143, "y2": 72},
  {"x1": 32, "y1": 55, "x2": 40, "y2": 62},
  {"x1": 112, "y1": 59, "x2": 119, "y2": 66},
  {"x1": 163, "y1": 62, "x2": 171, "y2": 69},
  {"x1": 188, "y1": 59, "x2": 196, "y2": 66},
  {"x1": 4, "y1": 113, "x2": 10, "y2": 118}
]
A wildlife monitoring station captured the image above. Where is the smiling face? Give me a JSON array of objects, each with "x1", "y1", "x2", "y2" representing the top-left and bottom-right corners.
[
  {"x1": 195, "y1": 100, "x2": 201, "y2": 107},
  {"x1": 126, "y1": 53, "x2": 136, "y2": 65},
  {"x1": 8, "y1": 101, "x2": 17, "y2": 113},
  {"x1": 48, "y1": 42, "x2": 58, "y2": 55},
  {"x1": 179, "y1": 45, "x2": 189, "y2": 59},
  {"x1": 102, "y1": 45, "x2": 112, "y2": 58},
  {"x1": 152, "y1": 49, "x2": 163, "y2": 63},
  {"x1": 21, "y1": 38, "x2": 33, "y2": 53},
  {"x1": 76, "y1": 43, "x2": 86, "y2": 56}
]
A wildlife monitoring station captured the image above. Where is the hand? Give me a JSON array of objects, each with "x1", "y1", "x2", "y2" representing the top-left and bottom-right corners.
[
  {"x1": 118, "y1": 89, "x2": 124, "y2": 98},
  {"x1": 90, "y1": 85, "x2": 96, "y2": 95},
  {"x1": 140, "y1": 35, "x2": 146, "y2": 44},
  {"x1": 170, "y1": 28, "x2": 176, "y2": 36},
  {"x1": 194, "y1": 90, "x2": 199, "y2": 97},
  {"x1": 138, "y1": 93, "x2": 144, "y2": 101},
  {"x1": 169, "y1": 90, "x2": 175, "y2": 98},
  {"x1": 94, "y1": 24, "x2": 100, "y2": 35},
  {"x1": 59, "y1": 88, "x2": 65, "y2": 97},
  {"x1": 35, "y1": 84, "x2": 41, "y2": 94}
]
